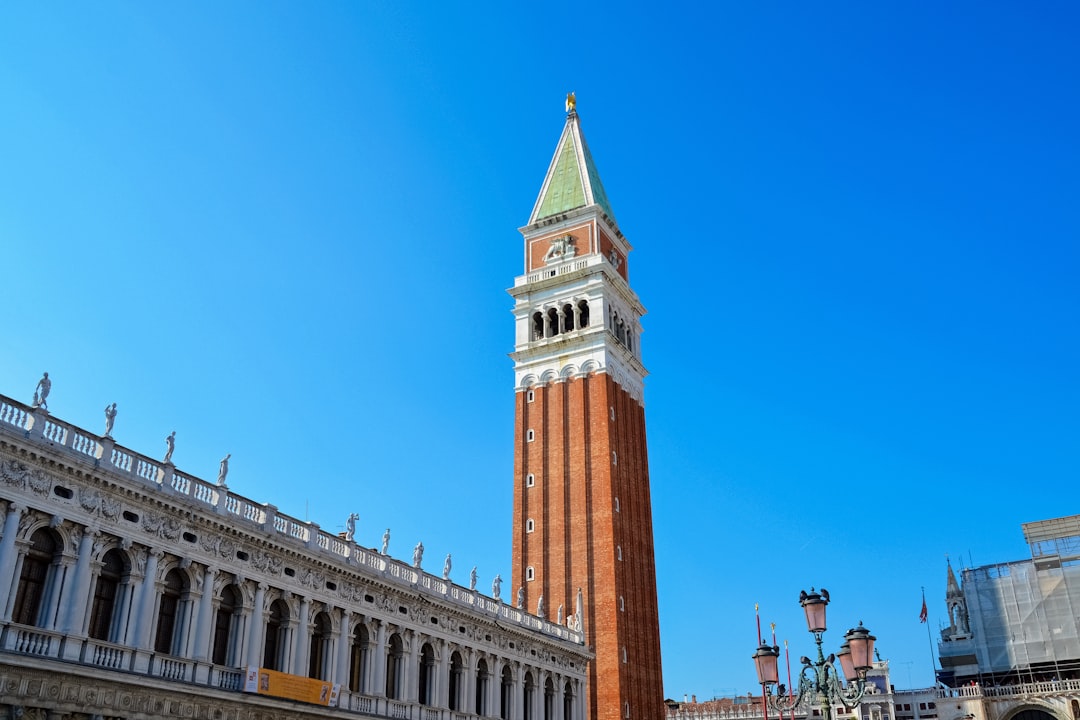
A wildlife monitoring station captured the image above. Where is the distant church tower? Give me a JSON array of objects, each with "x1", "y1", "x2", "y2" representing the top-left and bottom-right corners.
[{"x1": 509, "y1": 96, "x2": 665, "y2": 720}]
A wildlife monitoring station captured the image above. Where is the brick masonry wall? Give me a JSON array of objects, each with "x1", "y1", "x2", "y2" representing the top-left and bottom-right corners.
[{"x1": 512, "y1": 373, "x2": 664, "y2": 720}]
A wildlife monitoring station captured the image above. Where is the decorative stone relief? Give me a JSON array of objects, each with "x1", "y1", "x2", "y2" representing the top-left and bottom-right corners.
[
  {"x1": 141, "y1": 511, "x2": 181, "y2": 541},
  {"x1": 249, "y1": 548, "x2": 282, "y2": 575}
]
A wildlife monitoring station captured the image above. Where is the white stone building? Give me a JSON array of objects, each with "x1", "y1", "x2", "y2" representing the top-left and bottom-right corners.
[{"x1": 0, "y1": 391, "x2": 590, "y2": 720}]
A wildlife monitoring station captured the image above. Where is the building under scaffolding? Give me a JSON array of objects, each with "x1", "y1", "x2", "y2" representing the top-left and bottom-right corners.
[{"x1": 938, "y1": 515, "x2": 1080, "y2": 686}]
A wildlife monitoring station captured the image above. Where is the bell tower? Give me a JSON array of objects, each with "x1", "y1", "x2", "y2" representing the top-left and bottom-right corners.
[{"x1": 509, "y1": 96, "x2": 664, "y2": 720}]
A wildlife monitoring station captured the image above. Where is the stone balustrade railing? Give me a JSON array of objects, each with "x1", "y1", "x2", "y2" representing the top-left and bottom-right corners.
[
  {"x1": 518, "y1": 254, "x2": 601, "y2": 287},
  {"x1": 0, "y1": 393, "x2": 582, "y2": 645}
]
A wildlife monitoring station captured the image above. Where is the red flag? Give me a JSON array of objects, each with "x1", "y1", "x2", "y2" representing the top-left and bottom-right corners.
[{"x1": 919, "y1": 596, "x2": 928, "y2": 623}]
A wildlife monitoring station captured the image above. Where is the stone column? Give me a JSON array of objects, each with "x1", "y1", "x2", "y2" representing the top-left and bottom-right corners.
[
  {"x1": 513, "y1": 662, "x2": 524, "y2": 720},
  {"x1": 40, "y1": 543, "x2": 75, "y2": 631},
  {"x1": 435, "y1": 639, "x2": 448, "y2": 708},
  {"x1": 245, "y1": 582, "x2": 267, "y2": 668},
  {"x1": 462, "y1": 649, "x2": 476, "y2": 715},
  {"x1": 0, "y1": 503, "x2": 25, "y2": 620},
  {"x1": 61, "y1": 528, "x2": 97, "y2": 634},
  {"x1": 552, "y1": 673, "x2": 564, "y2": 720},
  {"x1": 192, "y1": 566, "x2": 218, "y2": 662},
  {"x1": 293, "y1": 596, "x2": 310, "y2": 676},
  {"x1": 336, "y1": 610, "x2": 352, "y2": 686},
  {"x1": 373, "y1": 623, "x2": 388, "y2": 698},
  {"x1": 134, "y1": 549, "x2": 162, "y2": 650},
  {"x1": 406, "y1": 631, "x2": 420, "y2": 702}
]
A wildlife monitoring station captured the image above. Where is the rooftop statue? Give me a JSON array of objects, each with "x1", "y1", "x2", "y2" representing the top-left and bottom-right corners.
[
  {"x1": 32, "y1": 372, "x2": 51, "y2": 410},
  {"x1": 217, "y1": 453, "x2": 231, "y2": 485},
  {"x1": 104, "y1": 402, "x2": 117, "y2": 437},
  {"x1": 413, "y1": 541, "x2": 424, "y2": 568},
  {"x1": 163, "y1": 431, "x2": 176, "y2": 464}
]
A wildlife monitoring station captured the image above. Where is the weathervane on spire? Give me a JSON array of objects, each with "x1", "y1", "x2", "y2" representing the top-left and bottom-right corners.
[{"x1": 565, "y1": 92, "x2": 576, "y2": 115}]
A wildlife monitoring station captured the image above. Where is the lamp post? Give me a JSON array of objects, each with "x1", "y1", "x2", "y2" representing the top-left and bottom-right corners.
[{"x1": 752, "y1": 588, "x2": 876, "y2": 720}]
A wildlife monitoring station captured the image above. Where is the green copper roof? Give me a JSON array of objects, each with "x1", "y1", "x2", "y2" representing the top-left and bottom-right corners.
[{"x1": 530, "y1": 112, "x2": 617, "y2": 225}]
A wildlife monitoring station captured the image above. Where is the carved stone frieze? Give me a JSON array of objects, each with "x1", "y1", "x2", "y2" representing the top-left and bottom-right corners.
[
  {"x1": 5, "y1": 462, "x2": 48, "y2": 497},
  {"x1": 140, "y1": 511, "x2": 181, "y2": 541},
  {"x1": 249, "y1": 548, "x2": 282, "y2": 575}
]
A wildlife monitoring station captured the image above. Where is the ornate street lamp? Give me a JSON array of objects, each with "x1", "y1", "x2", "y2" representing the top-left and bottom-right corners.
[{"x1": 752, "y1": 588, "x2": 876, "y2": 720}]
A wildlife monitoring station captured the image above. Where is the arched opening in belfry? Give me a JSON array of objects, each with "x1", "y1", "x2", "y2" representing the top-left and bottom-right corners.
[
  {"x1": 577, "y1": 300, "x2": 590, "y2": 328},
  {"x1": 562, "y1": 303, "x2": 574, "y2": 333},
  {"x1": 532, "y1": 312, "x2": 544, "y2": 341},
  {"x1": 546, "y1": 308, "x2": 560, "y2": 337}
]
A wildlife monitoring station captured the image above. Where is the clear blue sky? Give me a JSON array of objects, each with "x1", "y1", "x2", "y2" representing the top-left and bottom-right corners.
[{"x1": 2, "y1": 2, "x2": 1077, "y2": 700}]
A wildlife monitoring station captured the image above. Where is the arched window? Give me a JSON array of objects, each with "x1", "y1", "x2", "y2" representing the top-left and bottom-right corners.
[
  {"x1": 476, "y1": 658, "x2": 490, "y2": 716},
  {"x1": 544, "y1": 678, "x2": 555, "y2": 720},
  {"x1": 449, "y1": 650, "x2": 465, "y2": 711},
  {"x1": 561, "y1": 304, "x2": 574, "y2": 333},
  {"x1": 88, "y1": 548, "x2": 128, "y2": 641},
  {"x1": 309, "y1": 611, "x2": 333, "y2": 679},
  {"x1": 349, "y1": 623, "x2": 370, "y2": 693},
  {"x1": 13, "y1": 528, "x2": 61, "y2": 628},
  {"x1": 563, "y1": 681, "x2": 574, "y2": 720},
  {"x1": 264, "y1": 599, "x2": 289, "y2": 671},
  {"x1": 577, "y1": 300, "x2": 589, "y2": 328},
  {"x1": 546, "y1": 308, "x2": 560, "y2": 337},
  {"x1": 526, "y1": 518, "x2": 535, "y2": 533},
  {"x1": 526, "y1": 566, "x2": 535, "y2": 581},
  {"x1": 154, "y1": 568, "x2": 188, "y2": 655},
  {"x1": 419, "y1": 642, "x2": 436, "y2": 705},
  {"x1": 212, "y1": 584, "x2": 242, "y2": 665},
  {"x1": 500, "y1": 665, "x2": 514, "y2": 720},
  {"x1": 523, "y1": 671, "x2": 536, "y2": 720},
  {"x1": 531, "y1": 312, "x2": 544, "y2": 341},
  {"x1": 386, "y1": 633, "x2": 404, "y2": 699}
]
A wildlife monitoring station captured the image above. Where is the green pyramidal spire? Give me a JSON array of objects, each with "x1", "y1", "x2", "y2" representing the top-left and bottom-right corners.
[{"x1": 529, "y1": 97, "x2": 617, "y2": 225}]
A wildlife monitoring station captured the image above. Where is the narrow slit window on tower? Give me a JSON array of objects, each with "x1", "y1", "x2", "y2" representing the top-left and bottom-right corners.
[
  {"x1": 617, "y1": 545, "x2": 622, "y2": 561},
  {"x1": 526, "y1": 473, "x2": 535, "y2": 487},
  {"x1": 526, "y1": 519, "x2": 535, "y2": 533},
  {"x1": 610, "y1": 406, "x2": 615, "y2": 421},
  {"x1": 611, "y1": 450, "x2": 617, "y2": 465},
  {"x1": 622, "y1": 647, "x2": 627, "y2": 664},
  {"x1": 614, "y1": 497, "x2": 620, "y2": 512},
  {"x1": 619, "y1": 596, "x2": 625, "y2": 611},
  {"x1": 526, "y1": 566, "x2": 535, "y2": 581},
  {"x1": 527, "y1": 429, "x2": 535, "y2": 442},
  {"x1": 527, "y1": 389, "x2": 535, "y2": 403}
]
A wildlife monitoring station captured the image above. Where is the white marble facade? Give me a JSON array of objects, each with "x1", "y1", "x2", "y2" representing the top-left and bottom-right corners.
[{"x1": 0, "y1": 392, "x2": 589, "y2": 720}]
